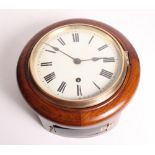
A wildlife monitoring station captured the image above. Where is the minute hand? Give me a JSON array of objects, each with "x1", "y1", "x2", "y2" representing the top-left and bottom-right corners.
[{"x1": 44, "y1": 43, "x2": 75, "y2": 60}]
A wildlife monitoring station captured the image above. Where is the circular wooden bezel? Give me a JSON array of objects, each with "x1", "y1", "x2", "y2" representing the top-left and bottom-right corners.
[{"x1": 17, "y1": 19, "x2": 140, "y2": 127}]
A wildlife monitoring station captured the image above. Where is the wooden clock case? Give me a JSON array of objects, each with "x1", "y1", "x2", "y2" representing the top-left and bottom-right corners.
[{"x1": 17, "y1": 19, "x2": 140, "y2": 137}]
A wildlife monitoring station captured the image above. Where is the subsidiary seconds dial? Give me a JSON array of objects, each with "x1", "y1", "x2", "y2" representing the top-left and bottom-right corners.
[{"x1": 29, "y1": 25, "x2": 127, "y2": 101}]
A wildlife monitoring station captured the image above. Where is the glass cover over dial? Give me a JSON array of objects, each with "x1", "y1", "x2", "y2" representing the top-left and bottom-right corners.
[{"x1": 29, "y1": 24, "x2": 128, "y2": 104}]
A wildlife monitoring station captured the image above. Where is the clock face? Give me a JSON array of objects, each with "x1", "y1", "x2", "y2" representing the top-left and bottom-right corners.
[{"x1": 29, "y1": 24, "x2": 128, "y2": 104}]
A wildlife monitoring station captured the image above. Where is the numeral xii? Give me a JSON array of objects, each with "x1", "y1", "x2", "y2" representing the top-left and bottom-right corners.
[{"x1": 72, "y1": 33, "x2": 79, "y2": 42}]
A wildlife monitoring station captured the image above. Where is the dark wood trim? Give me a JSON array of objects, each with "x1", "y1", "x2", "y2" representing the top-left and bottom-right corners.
[{"x1": 17, "y1": 19, "x2": 140, "y2": 126}]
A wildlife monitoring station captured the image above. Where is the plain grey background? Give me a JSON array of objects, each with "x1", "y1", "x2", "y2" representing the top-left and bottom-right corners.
[{"x1": 0, "y1": 10, "x2": 154, "y2": 144}]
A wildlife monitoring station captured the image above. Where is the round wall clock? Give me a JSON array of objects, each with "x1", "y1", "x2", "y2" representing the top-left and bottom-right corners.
[{"x1": 17, "y1": 19, "x2": 140, "y2": 137}]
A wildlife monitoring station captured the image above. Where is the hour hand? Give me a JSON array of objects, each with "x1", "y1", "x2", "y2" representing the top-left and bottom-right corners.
[
  {"x1": 92, "y1": 57, "x2": 116, "y2": 62},
  {"x1": 91, "y1": 57, "x2": 102, "y2": 61},
  {"x1": 81, "y1": 57, "x2": 116, "y2": 62},
  {"x1": 81, "y1": 57, "x2": 103, "y2": 62}
]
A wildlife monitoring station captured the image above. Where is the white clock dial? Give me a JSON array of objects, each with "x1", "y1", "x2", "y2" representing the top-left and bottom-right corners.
[{"x1": 29, "y1": 25, "x2": 126, "y2": 101}]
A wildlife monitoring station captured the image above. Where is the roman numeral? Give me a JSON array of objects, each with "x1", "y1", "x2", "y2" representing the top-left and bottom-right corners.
[
  {"x1": 92, "y1": 81, "x2": 100, "y2": 90},
  {"x1": 72, "y1": 33, "x2": 79, "y2": 42},
  {"x1": 40, "y1": 62, "x2": 52, "y2": 66},
  {"x1": 103, "y1": 57, "x2": 115, "y2": 62},
  {"x1": 98, "y1": 44, "x2": 108, "y2": 51},
  {"x1": 77, "y1": 85, "x2": 82, "y2": 96},
  {"x1": 57, "y1": 81, "x2": 67, "y2": 93},
  {"x1": 44, "y1": 72, "x2": 56, "y2": 83},
  {"x1": 88, "y1": 35, "x2": 94, "y2": 44},
  {"x1": 57, "y1": 37, "x2": 65, "y2": 46},
  {"x1": 100, "y1": 69, "x2": 113, "y2": 79}
]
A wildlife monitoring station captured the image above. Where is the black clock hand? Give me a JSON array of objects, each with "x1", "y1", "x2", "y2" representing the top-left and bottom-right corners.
[
  {"x1": 44, "y1": 43, "x2": 75, "y2": 60},
  {"x1": 81, "y1": 57, "x2": 101, "y2": 62},
  {"x1": 44, "y1": 43, "x2": 84, "y2": 64},
  {"x1": 81, "y1": 57, "x2": 116, "y2": 62},
  {"x1": 45, "y1": 43, "x2": 116, "y2": 64}
]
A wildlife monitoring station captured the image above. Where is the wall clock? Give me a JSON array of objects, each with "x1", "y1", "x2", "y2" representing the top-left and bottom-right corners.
[{"x1": 17, "y1": 19, "x2": 140, "y2": 137}]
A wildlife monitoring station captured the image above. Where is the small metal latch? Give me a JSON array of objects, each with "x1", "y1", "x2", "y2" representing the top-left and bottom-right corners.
[{"x1": 124, "y1": 51, "x2": 130, "y2": 65}]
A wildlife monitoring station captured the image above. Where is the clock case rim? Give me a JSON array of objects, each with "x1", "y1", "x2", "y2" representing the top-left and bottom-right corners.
[
  {"x1": 29, "y1": 23, "x2": 128, "y2": 108},
  {"x1": 17, "y1": 19, "x2": 140, "y2": 127}
]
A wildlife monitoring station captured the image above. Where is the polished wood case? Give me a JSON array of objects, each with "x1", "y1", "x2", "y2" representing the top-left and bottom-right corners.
[{"x1": 17, "y1": 19, "x2": 140, "y2": 127}]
